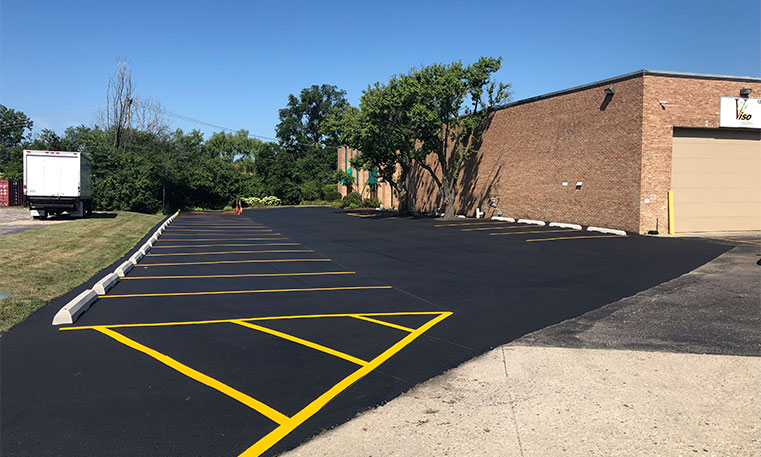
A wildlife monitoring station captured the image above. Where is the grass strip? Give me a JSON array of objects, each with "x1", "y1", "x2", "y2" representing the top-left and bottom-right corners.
[{"x1": 0, "y1": 211, "x2": 163, "y2": 332}]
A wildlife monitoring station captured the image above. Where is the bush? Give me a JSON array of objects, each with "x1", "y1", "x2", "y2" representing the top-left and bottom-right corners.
[
  {"x1": 362, "y1": 197, "x2": 381, "y2": 208},
  {"x1": 300, "y1": 180, "x2": 322, "y2": 201},
  {"x1": 340, "y1": 192, "x2": 362, "y2": 209},
  {"x1": 322, "y1": 184, "x2": 341, "y2": 202},
  {"x1": 242, "y1": 196, "x2": 282, "y2": 207}
]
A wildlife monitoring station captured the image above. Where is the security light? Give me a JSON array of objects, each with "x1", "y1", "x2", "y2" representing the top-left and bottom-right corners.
[
  {"x1": 740, "y1": 88, "x2": 752, "y2": 97},
  {"x1": 604, "y1": 87, "x2": 615, "y2": 96}
]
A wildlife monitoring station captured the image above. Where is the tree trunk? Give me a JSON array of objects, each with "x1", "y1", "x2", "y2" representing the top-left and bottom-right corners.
[
  {"x1": 441, "y1": 176, "x2": 456, "y2": 219},
  {"x1": 396, "y1": 163, "x2": 411, "y2": 214}
]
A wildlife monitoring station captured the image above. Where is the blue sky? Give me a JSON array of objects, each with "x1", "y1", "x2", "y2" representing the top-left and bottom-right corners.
[{"x1": 2, "y1": 0, "x2": 759, "y2": 140}]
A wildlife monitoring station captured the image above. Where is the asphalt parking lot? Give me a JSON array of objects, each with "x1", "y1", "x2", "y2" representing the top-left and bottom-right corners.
[{"x1": 1, "y1": 207, "x2": 733, "y2": 456}]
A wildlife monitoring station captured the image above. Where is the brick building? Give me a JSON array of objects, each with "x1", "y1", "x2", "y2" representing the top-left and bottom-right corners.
[{"x1": 339, "y1": 70, "x2": 761, "y2": 233}]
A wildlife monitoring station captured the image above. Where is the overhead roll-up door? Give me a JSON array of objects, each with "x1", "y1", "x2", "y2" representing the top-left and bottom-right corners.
[{"x1": 671, "y1": 128, "x2": 761, "y2": 232}]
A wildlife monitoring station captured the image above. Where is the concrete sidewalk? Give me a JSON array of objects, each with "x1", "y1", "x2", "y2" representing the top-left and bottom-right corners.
[{"x1": 281, "y1": 244, "x2": 761, "y2": 457}]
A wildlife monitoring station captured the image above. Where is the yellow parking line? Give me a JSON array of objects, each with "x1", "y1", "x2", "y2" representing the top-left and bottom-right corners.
[
  {"x1": 100, "y1": 285, "x2": 392, "y2": 299},
  {"x1": 152, "y1": 243, "x2": 299, "y2": 248},
  {"x1": 164, "y1": 230, "x2": 274, "y2": 233},
  {"x1": 240, "y1": 312, "x2": 452, "y2": 456},
  {"x1": 159, "y1": 237, "x2": 287, "y2": 242},
  {"x1": 526, "y1": 235, "x2": 628, "y2": 242},
  {"x1": 61, "y1": 311, "x2": 448, "y2": 331},
  {"x1": 460, "y1": 225, "x2": 525, "y2": 231},
  {"x1": 123, "y1": 271, "x2": 355, "y2": 280},
  {"x1": 232, "y1": 321, "x2": 368, "y2": 366},
  {"x1": 489, "y1": 229, "x2": 574, "y2": 236},
  {"x1": 94, "y1": 327, "x2": 289, "y2": 425},
  {"x1": 434, "y1": 222, "x2": 513, "y2": 227},
  {"x1": 351, "y1": 315, "x2": 414, "y2": 332},
  {"x1": 140, "y1": 258, "x2": 330, "y2": 267},
  {"x1": 146, "y1": 249, "x2": 313, "y2": 257}
]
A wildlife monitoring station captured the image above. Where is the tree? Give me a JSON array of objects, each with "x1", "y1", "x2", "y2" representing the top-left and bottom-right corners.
[
  {"x1": 404, "y1": 57, "x2": 509, "y2": 218},
  {"x1": 0, "y1": 105, "x2": 34, "y2": 180}
]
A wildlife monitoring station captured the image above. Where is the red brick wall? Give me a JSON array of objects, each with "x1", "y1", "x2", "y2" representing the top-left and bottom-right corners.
[
  {"x1": 639, "y1": 76, "x2": 761, "y2": 233},
  {"x1": 337, "y1": 146, "x2": 396, "y2": 208}
]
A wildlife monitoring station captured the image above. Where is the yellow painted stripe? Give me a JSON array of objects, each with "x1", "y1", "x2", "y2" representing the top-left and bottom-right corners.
[
  {"x1": 94, "y1": 327, "x2": 289, "y2": 425},
  {"x1": 60, "y1": 311, "x2": 446, "y2": 331},
  {"x1": 101, "y1": 285, "x2": 392, "y2": 299},
  {"x1": 489, "y1": 229, "x2": 574, "y2": 236},
  {"x1": 434, "y1": 221, "x2": 514, "y2": 227},
  {"x1": 239, "y1": 312, "x2": 452, "y2": 457},
  {"x1": 460, "y1": 225, "x2": 524, "y2": 231},
  {"x1": 152, "y1": 243, "x2": 299, "y2": 248},
  {"x1": 139, "y1": 258, "x2": 328, "y2": 267},
  {"x1": 526, "y1": 235, "x2": 628, "y2": 242},
  {"x1": 123, "y1": 271, "x2": 356, "y2": 280},
  {"x1": 232, "y1": 321, "x2": 368, "y2": 366},
  {"x1": 164, "y1": 231, "x2": 275, "y2": 234},
  {"x1": 159, "y1": 237, "x2": 287, "y2": 242},
  {"x1": 351, "y1": 315, "x2": 413, "y2": 332},
  {"x1": 146, "y1": 249, "x2": 312, "y2": 257},
  {"x1": 170, "y1": 225, "x2": 264, "y2": 228}
]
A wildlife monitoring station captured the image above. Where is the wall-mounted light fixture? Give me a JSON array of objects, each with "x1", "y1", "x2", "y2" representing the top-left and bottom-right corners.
[
  {"x1": 740, "y1": 88, "x2": 752, "y2": 97},
  {"x1": 604, "y1": 87, "x2": 615, "y2": 96},
  {"x1": 575, "y1": 182, "x2": 583, "y2": 190}
]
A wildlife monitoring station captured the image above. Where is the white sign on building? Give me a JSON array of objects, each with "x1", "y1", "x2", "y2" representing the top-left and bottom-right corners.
[{"x1": 719, "y1": 97, "x2": 761, "y2": 128}]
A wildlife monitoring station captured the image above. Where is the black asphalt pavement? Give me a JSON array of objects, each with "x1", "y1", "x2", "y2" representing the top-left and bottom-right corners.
[{"x1": 1, "y1": 207, "x2": 730, "y2": 457}]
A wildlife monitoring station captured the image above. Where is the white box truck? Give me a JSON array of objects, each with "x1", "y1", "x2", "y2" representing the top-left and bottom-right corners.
[{"x1": 23, "y1": 150, "x2": 93, "y2": 219}]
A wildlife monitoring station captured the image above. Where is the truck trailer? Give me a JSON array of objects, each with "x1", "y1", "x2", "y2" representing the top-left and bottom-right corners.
[{"x1": 23, "y1": 150, "x2": 93, "y2": 219}]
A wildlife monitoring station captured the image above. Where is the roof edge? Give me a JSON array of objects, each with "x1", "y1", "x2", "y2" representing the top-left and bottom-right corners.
[{"x1": 495, "y1": 69, "x2": 761, "y2": 111}]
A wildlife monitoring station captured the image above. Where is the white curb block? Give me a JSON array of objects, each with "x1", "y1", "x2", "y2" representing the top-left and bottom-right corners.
[
  {"x1": 93, "y1": 273, "x2": 119, "y2": 295},
  {"x1": 140, "y1": 243, "x2": 152, "y2": 255},
  {"x1": 491, "y1": 216, "x2": 515, "y2": 222},
  {"x1": 549, "y1": 222, "x2": 582, "y2": 230},
  {"x1": 52, "y1": 289, "x2": 98, "y2": 325},
  {"x1": 115, "y1": 260, "x2": 134, "y2": 278},
  {"x1": 129, "y1": 251, "x2": 144, "y2": 265},
  {"x1": 587, "y1": 226, "x2": 627, "y2": 236},
  {"x1": 517, "y1": 219, "x2": 546, "y2": 226},
  {"x1": 456, "y1": 215, "x2": 466, "y2": 218}
]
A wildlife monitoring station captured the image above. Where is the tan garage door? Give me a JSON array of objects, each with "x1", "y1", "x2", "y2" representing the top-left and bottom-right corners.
[{"x1": 671, "y1": 128, "x2": 761, "y2": 232}]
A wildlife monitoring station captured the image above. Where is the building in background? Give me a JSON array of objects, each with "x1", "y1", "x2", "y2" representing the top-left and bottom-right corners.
[
  {"x1": 341, "y1": 70, "x2": 760, "y2": 233},
  {"x1": 337, "y1": 146, "x2": 396, "y2": 208}
]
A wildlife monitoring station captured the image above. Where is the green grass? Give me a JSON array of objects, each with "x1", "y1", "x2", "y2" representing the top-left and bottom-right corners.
[{"x1": 0, "y1": 211, "x2": 164, "y2": 332}]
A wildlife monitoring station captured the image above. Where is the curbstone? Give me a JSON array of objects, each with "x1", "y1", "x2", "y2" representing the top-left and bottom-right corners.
[
  {"x1": 491, "y1": 216, "x2": 515, "y2": 222},
  {"x1": 150, "y1": 234, "x2": 158, "y2": 243},
  {"x1": 139, "y1": 244, "x2": 151, "y2": 255},
  {"x1": 115, "y1": 260, "x2": 134, "y2": 278},
  {"x1": 549, "y1": 222, "x2": 582, "y2": 230},
  {"x1": 129, "y1": 251, "x2": 144, "y2": 265},
  {"x1": 456, "y1": 215, "x2": 466, "y2": 218},
  {"x1": 517, "y1": 219, "x2": 546, "y2": 226},
  {"x1": 93, "y1": 273, "x2": 119, "y2": 295},
  {"x1": 587, "y1": 226, "x2": 627, "y2": 236},
  {"x1": 52, "y1": 289, "x2": 98, "y2": 325}
]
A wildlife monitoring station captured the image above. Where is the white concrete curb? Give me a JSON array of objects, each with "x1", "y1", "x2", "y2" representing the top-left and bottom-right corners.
[
  {"x1": 491, "y1": 216, "x2": 516, "y2": 222},
  {"x1": 549, "y1": 222, "x2": 583, "y2": 230},
  {"x1": 129, "y1": 251, "x2": 144, "y2": 265},
  {"x1": 140, "y1": 243, "x2": 151, "y2": 255},
  {"x1": 587, "y1": 226, "x2": 627, "y2": 236},
  {"x1": 52, "y1": 289, "x2": 98, "y2": 325},
  {"x1": 115, "y1": 260, "x2": 134, "y2": 278},
  {"x1": 517, "y1": 219, "x2": 546, "y2": 226},
  {"x1": 456, "y1": 215, "x2": 466, "y2": 218},
  {"x1": 93, "y1": 273, "x2": 119, "y2": 295}
]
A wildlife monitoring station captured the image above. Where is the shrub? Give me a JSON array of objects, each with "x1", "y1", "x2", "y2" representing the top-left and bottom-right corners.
[
  {"x1": 242, "y1": 196, "x2": 281, "y2": 207},
  {"x1": 300, "y1": 180, "x2": 322, "y2": 201},
  {"x1": 322, "y1": 184, "x2": 341, "y2": 202},
  {"x1": 362, "y1": 197, "x2": 381, "y2": 208},
  {"x1": 340, "y1": 192, "x2": 362, "y2": 209}
]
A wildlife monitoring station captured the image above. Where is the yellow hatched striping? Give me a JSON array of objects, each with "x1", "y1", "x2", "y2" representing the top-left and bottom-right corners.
[
  {"x1": 238, "y1": 312, "x2": 452, "y2": 456},
  {"x1": 351, "y1": 315, "x2": 414, "y2": 332},
  {"x1": 232, "y1": 321, "x2": 368, "y2": 366},
  {"x1": 145, "y1": 249, "x2": 313, "y2": 257},
  {"x1": 94, "y1": 327, "x2": 290, "y2": 425}
]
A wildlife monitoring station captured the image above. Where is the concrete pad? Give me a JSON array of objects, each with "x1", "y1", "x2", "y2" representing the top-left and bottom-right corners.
[
  {"x1": 281, "y1": 346, "x2": 760, "y2": 457},
  {"x1": 52, "y1": 289, "x2": 98, "y2": 325},
  {"x1": 93, "y1": 273, "x2": 119, "y2": 295},
  {"x1": 114, "y1": 260, "x2": 134, "y2": 278},
  {"x1": 588, "y1": 226, "x2": 627, "y2": 236}
]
